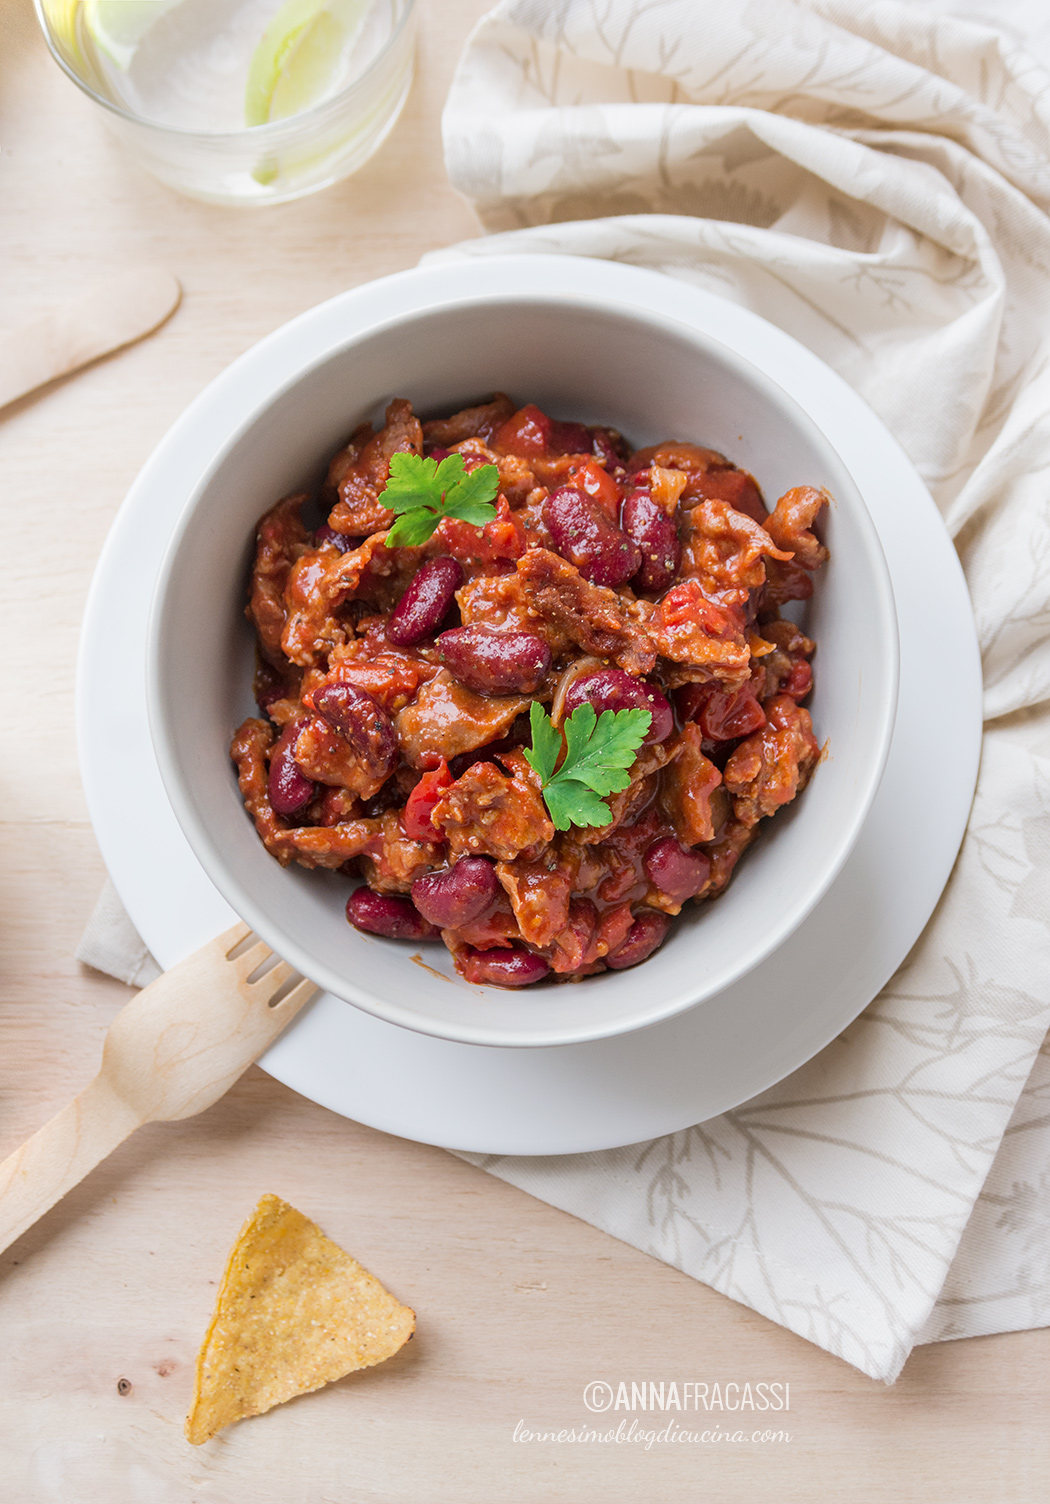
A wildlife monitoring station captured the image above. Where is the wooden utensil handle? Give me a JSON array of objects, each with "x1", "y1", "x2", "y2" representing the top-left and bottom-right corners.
[
  {"x1": 0, "y1": 1076, "x2": 143, "y2": 1256},
  {"x1": 0, "y1": 267, "x2": 180, "y2": 411}
]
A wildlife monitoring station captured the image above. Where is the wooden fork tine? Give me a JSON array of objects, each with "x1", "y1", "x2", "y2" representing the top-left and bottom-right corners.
[
  {"x1": 269, "y1": 976, "x2": 318, "y2": 1014},
  {"x1": 220, "y1": 920, "x2": 254, "y2": 958},
  {"x1": 231, "y1": 939, "x2": 274, "y2": 977},
  {"x1": 255, "y1": 959, "x2": 294, "y2": 994}
]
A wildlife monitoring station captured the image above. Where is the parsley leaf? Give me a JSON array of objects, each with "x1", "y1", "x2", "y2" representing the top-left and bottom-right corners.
[
  {"x1": 524, "y1": 701, "x2": 562, "y2": 786},
  {"x1": 380, "y1": 451, "x2": 500, "y2": 548},
  {"x1": 543, "y1": 780, "x2": 613, "y2": 833},
  {"x1": 383, "y1": 507, "x2": 443, "y2": 547},
  {"x1": 524, "y1": 701, "x2": 652, "y2": 832}
]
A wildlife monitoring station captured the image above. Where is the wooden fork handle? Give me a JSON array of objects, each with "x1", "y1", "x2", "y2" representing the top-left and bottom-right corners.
[
  {"x1": 0, "y1": 1075, "x2": 143, "y2": 1257},
  {"x1": 0, "y1": 267, "x2": 181, "y2": 411}
]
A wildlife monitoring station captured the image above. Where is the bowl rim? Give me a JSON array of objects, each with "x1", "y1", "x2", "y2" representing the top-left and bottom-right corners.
[{"x1": 146, "y1": 258, "x2": 900, "y2": 1048}]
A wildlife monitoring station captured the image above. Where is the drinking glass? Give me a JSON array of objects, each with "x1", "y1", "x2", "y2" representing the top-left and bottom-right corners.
[{"x1": 34, "y1": 0, "x2": 417, "y2": 205}]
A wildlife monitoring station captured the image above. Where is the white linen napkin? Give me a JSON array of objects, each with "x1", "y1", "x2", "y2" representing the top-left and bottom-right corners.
[
  {"x1": 77, "y1": 0, "x2": 1050, "y2": 1382},
  {"x1": 428, "y1": 0, "x2": 1050, "y2": 1381}
]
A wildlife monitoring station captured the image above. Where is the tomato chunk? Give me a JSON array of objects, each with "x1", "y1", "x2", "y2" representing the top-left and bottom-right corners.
[
  {"x1": 567, "y1": 457, "x2": 620, "y2": 519},
  {"x1": 402, "y1": 760, "x2": 453, "y2": 841},
  {"x1": 495, "y1": 403, "x2": 553, "y2": 456}
]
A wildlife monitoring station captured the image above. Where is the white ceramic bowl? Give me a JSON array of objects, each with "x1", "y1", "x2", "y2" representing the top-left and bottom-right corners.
[{"x1": 147, "y1": 255, "x2": 898, "y2": 1049}]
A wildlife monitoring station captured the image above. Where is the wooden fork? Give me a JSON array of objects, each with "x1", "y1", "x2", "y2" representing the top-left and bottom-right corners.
[{"x1": 0, "y1": 923, "x2": 316, "y2": 1257}]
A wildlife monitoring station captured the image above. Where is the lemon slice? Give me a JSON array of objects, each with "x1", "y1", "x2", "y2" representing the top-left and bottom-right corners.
[
  {"x1": 245, "y1": 0, "x2": 368, "y2": 127},
  {"x1": 41, "y1": 0, "x2": 84, "y2": 65},
  {"x1": 83, "y1": 0, "x2": 182, "y2": 69}
]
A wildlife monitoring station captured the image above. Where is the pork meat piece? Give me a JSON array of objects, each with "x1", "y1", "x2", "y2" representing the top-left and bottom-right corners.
[
  {"x1": 394, "y1": 671, "x2": 530, "y2": 768},
  {"x1": 432, "y1": 759, "x2": 554, "y2": 861},
  {"x1": 327, "y1": 398, "x2": 423, "y2": 536},
  {"x1": 723, "y1": 694, "x2": 820, "y2": 827},
  {"x1": 764, "y1": 485, "x2": 830, "y2": 570},
  {"x1": 514, "y1": 548, "x2": 657, "y2": 676},
  {"x1": 660, "y1": 722, "x2": 724, "y2": 846},
  {"x1": 247, "y1": 494, "x2": 311, "y2": 668}
]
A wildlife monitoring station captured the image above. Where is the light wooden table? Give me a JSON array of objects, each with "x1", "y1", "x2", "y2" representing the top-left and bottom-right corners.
[{"x1": 1, "y1": 1, "x2": 1047, "y2": 1498}]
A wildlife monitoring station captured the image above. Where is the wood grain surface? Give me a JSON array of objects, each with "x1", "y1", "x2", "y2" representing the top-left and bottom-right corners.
[{"x1": 1, "y1": 0, "x2": 1047, "y2": 1498}]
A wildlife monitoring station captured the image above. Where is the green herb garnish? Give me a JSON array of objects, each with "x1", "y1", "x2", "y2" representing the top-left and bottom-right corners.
[
  {"x1": 524, "y1": 701, "x2": 651, "y2": 831},
  {"x1": 380, "y1": 451, "x2": 500, "y2": 548}
]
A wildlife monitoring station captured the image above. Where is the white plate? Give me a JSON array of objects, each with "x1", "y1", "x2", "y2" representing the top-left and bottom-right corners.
[{"x1": 76, "y1": 259, "x2": 982, "y2": 1155}]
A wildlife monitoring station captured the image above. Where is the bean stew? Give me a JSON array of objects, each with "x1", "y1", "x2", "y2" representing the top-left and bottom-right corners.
[{"x1": 231, "y1": 394, "x2": 827, "y2": 988}]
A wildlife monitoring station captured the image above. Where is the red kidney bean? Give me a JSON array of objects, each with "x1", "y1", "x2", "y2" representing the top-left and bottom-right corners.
[
  {"x1": 411, "y1": 856, "x2": 499, "y2": 928},
  {"x1": 346, "y1": 887, "x2": 437, "y2": 941},
  {"x1": 387, "y1": 556, "x2": 464, "y2": 646},
  {"x1": 460, "y1": 947, "x2": 551, "y2": 987},
  {"x1": 782, "y1": 659, "x2": 813, "y2": 700},
  {"x1": 268, "y1": 720, "x2": 316, "y2": 815},
  {"x1": 544, "y1": 487, "x2": 642, "y2": 587},
  {"x1": 563, "y1": 668, "x2": 673, "y2": 744},
  {"x1": 255, "y1": 660, "x2": 289, "y2": 715},
  {"x1": 462, "y1": 452, "x2": 495, "y2": 474},
  {"x1": 674, "y1": 682, "x2": 705, "y2": 725},
  {"x1": 699, "y1": 466, "x2": 766, "y2": 523},
  {"x1": 677, "y1": 681, "x2": 766, "y2": 742},
  {"x1": 437, "y1": 624, "x2": 551, "y2": 695},
  {"x1": 549, "y1": 418, "x2": 592, "y2": 455},
  {"x1": 622, "y1": 489, "x2": 680, "y2": 593},
  {"x1": 359, "y1": 781, "x2": 405, "y2": 819},
  {"x1": 424, "y1": 445, "x2": 451, "y2": 462},
  {"x1": 311, "y1": 682, "x2": 398, "y2": 778},
  {"x1": 605, "y1": 910, "x2": 671, "y2": 970},
  {"x1": 315, "y1": 524, "x2": 358, "y2": 553},
  {"x1": 644, "y1": 836, "x2": 711, "y2": 905},
  {"x1": 591, "y1": 427, "x2": 629, "y2": 467}
]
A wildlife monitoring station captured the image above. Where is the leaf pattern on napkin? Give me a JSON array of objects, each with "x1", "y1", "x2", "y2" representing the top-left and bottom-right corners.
[{"x1": 442, "y1": 0, "x2": 1050, "y2": 1380}]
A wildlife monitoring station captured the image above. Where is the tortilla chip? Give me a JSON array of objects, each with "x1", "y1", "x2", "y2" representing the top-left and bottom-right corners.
[{"x1": 185, "y1": 1194, "x2": 415, "y2": 1444}]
